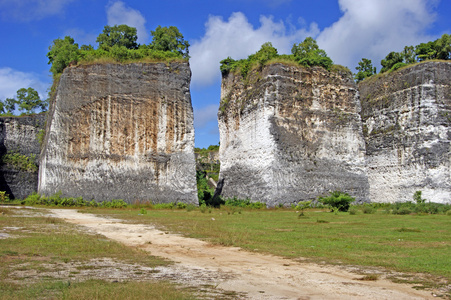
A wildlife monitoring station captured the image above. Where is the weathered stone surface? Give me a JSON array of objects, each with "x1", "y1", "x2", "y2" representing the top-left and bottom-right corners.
[
  {"x1": 39, "y1": 62, "x2": 197, "y2": 203},
  {"x1": 359, "y1": 61, "x2": 451, "y2": 204},
  {"x1": 0, "y1": 114, "x2": 46, "y2": 199},
  {"x1": 218, "y1": 63, "x2": 369, "y2": 207}
]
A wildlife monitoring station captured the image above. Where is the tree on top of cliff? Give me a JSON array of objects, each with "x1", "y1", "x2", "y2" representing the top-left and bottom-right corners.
[
  {"x1": 47, "y1": 36, "x2": 81, "y2": 76},
  {"x1": 291, "y1": 37, "x2": 333, "y2": 70},
  {"x1": 149, "y1": 26, "x2": 190, "y2": 58},
  {"x1": 220, "y1": 39, "x2": 336, "y2": 79},
  {"x1": 354, "y1": 58, "x2": 377, "y2": 82},
  {"x1": 96, "y1": 25, "x2": 139, "y2": 50},
  {"x1": 47, "y1": 25, "x2": 190, "y2": 77},
  {"x1": 251, "y1": 42, "x2": 278, "y2": 64},
  {"x1": 379, "y1": 33, "x2": 451, "y2": 74}
]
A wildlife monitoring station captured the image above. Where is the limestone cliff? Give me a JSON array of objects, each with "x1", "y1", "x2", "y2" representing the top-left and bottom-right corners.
[
  {"x1": 218, "y1": 63, "x2": 369, "y2": 206},
  {"x1": 0, "y1": 114, "x2": 46, "y2": 199},
  {"x1": 359, "y1": 61, "x2": 451, "y2": 203},
  {"x1": 39, "y1": 62, "x2": 197, "y2": 203}
]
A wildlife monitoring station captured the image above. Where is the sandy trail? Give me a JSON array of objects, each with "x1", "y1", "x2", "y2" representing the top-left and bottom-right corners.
[{"x1": 49, "y1": 209, "x2": 433, "y2": 300}]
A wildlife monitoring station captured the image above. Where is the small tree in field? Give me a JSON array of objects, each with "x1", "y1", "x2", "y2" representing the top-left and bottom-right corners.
[{"x1": 318, "y1": 191, "x2": 355, "y2": 212}]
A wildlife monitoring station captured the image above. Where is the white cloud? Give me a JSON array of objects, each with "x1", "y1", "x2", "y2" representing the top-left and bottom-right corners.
[
  {"x1": 194, "y1": 104, "x2": 219, "y2": 129},
  {"x1": 317, "y1": 0, "x2": 439, "y2": 71},
  {"x1": 106, "y1": 1, "x2": 148, "y2": 44},
  {"x1": 189, "y1": 12, "x2": 319, "y2": 86},
  {"x1": 0, "y1": 0, "x2": 74, "y2": 21},
  {"x1": 0, "y1": 68, "x2": 50, "y2": 100}
]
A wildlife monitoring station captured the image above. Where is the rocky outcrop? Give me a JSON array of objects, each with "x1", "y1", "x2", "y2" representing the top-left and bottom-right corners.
[
  {"x1": 359, "y1": 61, "x2": 451, "y2": 204},
  {"x1": 0, "y1": 114, "x2": 46, "y2": 199},
  {"x1": 39, "y1": 62, "x2": 197, "y2": 204},
  {"x1": 218, "y1": 63, "x2": 369, "y2": 206}
]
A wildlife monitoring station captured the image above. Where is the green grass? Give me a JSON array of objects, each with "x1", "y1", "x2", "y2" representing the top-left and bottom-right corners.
[
  {"x1": 87, "y1": 208, "x2": 451, "y2": 280},
  {"x1": 0, "y1": 280, "x2": 195, "y2": 300},
  {"x1": 0, "y1": 208, "x2": 195, "y2": 300}
]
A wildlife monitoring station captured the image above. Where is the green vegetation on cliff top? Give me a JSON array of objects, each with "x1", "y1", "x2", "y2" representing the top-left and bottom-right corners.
[
  {"x1": 220, "y1": 38, "x2": 347, "y2": 79},
  {"x1": 355, "y1": 33, "x2": 451, "y2": 82},
  {"x1": 47, "y1": 24, "x2": 190, "y2": 78}
]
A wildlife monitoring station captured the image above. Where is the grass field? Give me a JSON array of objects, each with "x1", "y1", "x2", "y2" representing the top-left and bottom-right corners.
[
  {"x1": 0, "y1": 207, "x2": 196, "y2": 300},
  {"x1": 1, "y1": 205, "x2": 450, "y2": 298},
  {"x1": 86, "y1": 207, "x2": 451, "y2": 281}
]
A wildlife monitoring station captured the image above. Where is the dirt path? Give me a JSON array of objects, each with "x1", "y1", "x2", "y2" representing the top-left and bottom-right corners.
[{"x1": 49, "y1": 209, "x2": 434, "y2": 300}]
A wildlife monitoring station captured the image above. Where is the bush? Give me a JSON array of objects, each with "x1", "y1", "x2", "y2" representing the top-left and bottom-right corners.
[
  {"x1": 393, "y1": 206, "x2": 412, "y2": 215},
  {"x1": 362, "y1": 204, "x2": 375, "y2": 214},
  {"x1": 349, "y1": 206, "x2": 358, "y2": 215},
  {"x1": 223, "y1": 197, "x2": 266, "y2": 209},
  {"x1": 0, "y1": 191, "x2": 10, "y2": 203},
  {"x1": 176, "y1": 202, "x2": 187, "y2": 209},
  {"x1": 295, "y1": 201, "x2": 311, "y2": 216},
  {"x1": 318, "y1": 191, "x2": 355, "y2": 212},
  {"x1": 1, "y1": 153, "x2": 38, "y2": 172}
]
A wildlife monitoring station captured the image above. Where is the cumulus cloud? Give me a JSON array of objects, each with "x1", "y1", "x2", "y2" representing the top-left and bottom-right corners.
[
  {"x1": 317, "y1": 0, "x2": 439, "y2": 71},
  {"x1": 106, "y1": 1, "x2": 148, "y2": 44},
  {"x1": 190, "y1": 12, "x2": 319, "y2": 86},
  {"x1": 0, "y1": 68, "x2": 50, "y2": 100},
  {"x1": 194, "y1": 104, "x2": 219, "y2": 129},
  {"x1": 0, "y1": 0, "x2": 74, "y2": 21}
]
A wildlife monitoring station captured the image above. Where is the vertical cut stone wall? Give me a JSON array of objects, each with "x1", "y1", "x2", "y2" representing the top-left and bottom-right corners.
[
  {"x1": 218, "y1": 63, "x2": 369, "y2": 206},
  {"x1": 0, "y1": 114, "x2": 45, "y2": 199},
  {"x1": 39, "y1": 62, "x2": 197, "y2": 203},
  {"x1": 359, "y1": 61, "x2": 451, "y2": 203}
]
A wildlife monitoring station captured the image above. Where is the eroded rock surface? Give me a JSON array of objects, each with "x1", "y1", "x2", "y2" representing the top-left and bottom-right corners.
[
  {"x1": 39, "y1": 63, "x2": 197, "y2": 203},
  {"x1": 218, "y1": 63, "x2": 369, "y2": 206},
  {"x1": 359, "y1": 61, "x2": 451, "y2": 203},
  {"x1": 0, "y1": 114, "x2": 45, "y2": 199}
]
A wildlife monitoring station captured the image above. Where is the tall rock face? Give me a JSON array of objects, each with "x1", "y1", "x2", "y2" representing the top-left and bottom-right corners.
[
  {"x1": 39, "y1": 62, "x2": 197, "y2": 204},
  {"x1": 359, "y1": 61, "x2": 451, "y2": 204},
  {"x1": 218, "y1": 63, "x2": 369, "y2": 206},
  {"x1": 0, "y1": 114, "x2": 46, "y2": 199}
]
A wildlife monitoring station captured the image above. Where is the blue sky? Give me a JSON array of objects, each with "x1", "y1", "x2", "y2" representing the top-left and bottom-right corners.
[{"x1": 0, "y1": 0, "x2": 450, "y2": 148}]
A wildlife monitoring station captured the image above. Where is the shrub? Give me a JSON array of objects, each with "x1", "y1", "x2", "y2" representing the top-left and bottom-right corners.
[
  {"x1": 223, "y1": 197, "x2": 266, "y2": 209},
  {"x1": 176, "y1": 202, "x2": 187, "y2": 209},
  {"x1": 0, "y1": 191, "x2": 10, "y2": 203},
  {"x1": 185, "y1": 204, "x2": 196, "y2": 212},
  {"x1": 362, "y1": 204, "x2": 375, "y2": 214},
  {"x1": 413, "y1": 191, "x2": 426, "y2": 204},
  {"x1": 393, "y1": 206, "x2": 412, "y2": 215},
  {"x1": 199, "y1": 203, "x2": 207, "y2": 213},
  {"x1": 295, "y1": 200, "x2": 311, "y2": 216},
  {"x1": 318, "y1": 191, "x2": 355, "y2": 212},
  {"x1": 349, "y1": 206, "x2": 358, "y2": 215},
  {"x1": 109, "y1": 199, "x2": 127, "y2": 208},
  {"x1": 1, "y1": 153, "x2": 38, "y2": 172}
]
